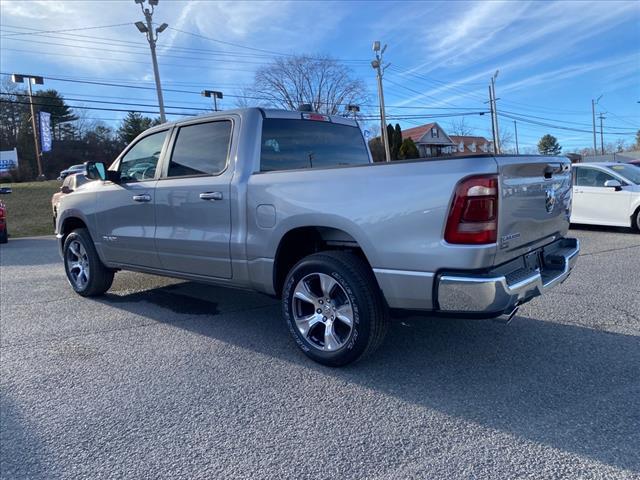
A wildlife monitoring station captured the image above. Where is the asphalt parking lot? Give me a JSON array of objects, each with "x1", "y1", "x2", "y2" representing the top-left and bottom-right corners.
[{"x1": 1, "y1": 227, "x2": 639, "y2": 479}]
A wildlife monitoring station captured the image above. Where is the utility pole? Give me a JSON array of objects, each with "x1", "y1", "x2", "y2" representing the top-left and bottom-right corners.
[
  {"x1": 202, "y1": 90, "x2": 223, "y2": 111},
  {"x1": 490, "y1": 70, "x2": 500, "y2": 154},
  {"x1": 513, "y1": 120, "x2": 519, "y2": 155},
  {"x1": 591, "y1": 95, "x2": 602, "y2": 154},
  {"x1": 135, "y1": 0, "x2": 168, "y2": 123},
  {"x1": 11, "y1": 73, "x2": 44, "y2": 179},
  {"x1": 599, "y1": 113, "x2": 605, "y2": 155},
  {"x1": 487, "y1": 85, "x2": 497, "y2": 154},
  {"x1": 371, "y1": 41, "x2": 391, "y2": 163}
]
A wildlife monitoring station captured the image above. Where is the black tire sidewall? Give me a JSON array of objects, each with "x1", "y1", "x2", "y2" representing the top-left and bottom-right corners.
[{"x1": 282, "y1": 255, "x2": 374, "y2": 366}]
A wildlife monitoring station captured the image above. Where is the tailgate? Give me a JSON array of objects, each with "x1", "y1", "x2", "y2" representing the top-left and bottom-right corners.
[{"x1": 495, "y1": 155, "x2": 572, "y2": 265}]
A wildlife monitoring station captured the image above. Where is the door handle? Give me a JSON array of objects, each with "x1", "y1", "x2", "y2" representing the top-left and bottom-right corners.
[
  {"x1": 132, "y1": 194, "x2": 151, "y2": 202},
  {"x1": 199, "y1": 191, "x2": 223, "y2": 201}
]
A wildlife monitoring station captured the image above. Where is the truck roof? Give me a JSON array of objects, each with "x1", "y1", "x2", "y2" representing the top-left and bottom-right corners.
[{"x1": 158, "y1": 107, "x2": 360, "y2": 129}]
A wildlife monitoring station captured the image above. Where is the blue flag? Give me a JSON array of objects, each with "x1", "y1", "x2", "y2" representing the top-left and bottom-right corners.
[{"x1": 39, "y1": 111, "x2": 52, "y2": 152}]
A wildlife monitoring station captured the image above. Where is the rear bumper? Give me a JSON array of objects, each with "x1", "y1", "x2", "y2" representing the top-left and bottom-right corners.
[{"x1": 436, "y1": 237, "x2": 579, "y2": 316}]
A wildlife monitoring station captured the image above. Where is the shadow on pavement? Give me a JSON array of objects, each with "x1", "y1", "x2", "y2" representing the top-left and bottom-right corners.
[
  {"x1": 94, "y1": 282, "x2": 640, "y2": 473},
  {"x1": 570, "y1": 223, "x2": 637, "y2": 235},
  {"x1": 0, "y1": 394, "x2": 50, "y2": 479}
]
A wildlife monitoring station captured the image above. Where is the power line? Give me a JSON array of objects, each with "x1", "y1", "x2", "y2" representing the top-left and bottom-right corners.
[
  {"x1": 0, "y1": 22, "x2": 133, "y2": 37},
  {"x1": 0, "y1": 99, "x2": 194, "y2": 116},
  {"x1": 498, "y1": 112, "x2": 636, "y2": 135},
  {"x1": 500, "y1": 109, "x2": 634, "y2": 131}
]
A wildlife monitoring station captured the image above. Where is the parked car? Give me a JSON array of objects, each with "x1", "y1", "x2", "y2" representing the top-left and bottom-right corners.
[
  {"x1": 55, "y1": 108, "x2": 579, "y2": 366},
  {"x1": 51, "y1": 173, "x2": 90, "y2": 227},
  {"x1": 0, "y1": 186, "x2": 12, "y2": 194},
  {"x1": 0, "y1": 200, "x2": 7, "y2": 244},
  {"x1": 628, "y1": 159, "x2": 640, "y2": 167},
  {"x1": 58, "y1": 164, "x2": 85, "y2": 181},
  {"x1": 571, "y1": 162, "x2": 640, "y2": 230}
]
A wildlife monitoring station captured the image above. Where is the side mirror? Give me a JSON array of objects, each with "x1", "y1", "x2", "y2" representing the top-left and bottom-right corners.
[
  {"x1": 61, "y1": 185, "x2": 73, "y2": 194},
  {"x1": 85, "y1": 161, "x2": 107, "y2": 181},
  {"x1": 604, "y1": 179, "x2": 622, "y2": 191}
]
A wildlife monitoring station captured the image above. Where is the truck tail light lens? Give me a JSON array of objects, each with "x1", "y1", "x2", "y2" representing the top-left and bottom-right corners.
[{"x1": 444, "y1": 175, "x2": 498, "y2": 244}]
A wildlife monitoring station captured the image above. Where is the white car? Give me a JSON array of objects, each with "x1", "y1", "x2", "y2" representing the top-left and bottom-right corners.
[{"x1": 571, "y1": 162, "x2": 640, "y2": 230}]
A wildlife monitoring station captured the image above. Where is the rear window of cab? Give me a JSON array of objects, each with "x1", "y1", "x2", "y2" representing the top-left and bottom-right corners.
[{"x1": 260, "y1": 118, "x2": 369, "y2": 172}]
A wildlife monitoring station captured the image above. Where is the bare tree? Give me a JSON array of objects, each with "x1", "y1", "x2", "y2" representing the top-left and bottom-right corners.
[
  {"x1": 448, "y1": 117, "x2": 474, "y2": 136},
  {"x1": 498, "y1": 128, "x2": 514, "y2": 153},
  {"x1": 248, "y1": 55, "x2": 368, "y2": 115}
]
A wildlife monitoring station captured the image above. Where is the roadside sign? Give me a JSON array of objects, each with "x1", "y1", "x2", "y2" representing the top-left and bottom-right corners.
[
  {"x1": 363, "y1": 129, "x2": 371, "y2": 139},
  {"x1": 40, "y1": 112, "x2": 52, "y2": 153}
]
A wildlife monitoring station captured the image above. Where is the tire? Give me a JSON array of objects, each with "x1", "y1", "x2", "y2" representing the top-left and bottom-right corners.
[
  {"x1": 633, "y1": 207, "x2": 640, "y2": 232},
  {"x1": 0, "y1": 227, "x2": 7, "y2": 244},
  {"x1": 282, "y1": 251, "x2": 389, "y2": 367},
  {"x1": 63, "y1": 228, "x2": 114, "y2": 296}
]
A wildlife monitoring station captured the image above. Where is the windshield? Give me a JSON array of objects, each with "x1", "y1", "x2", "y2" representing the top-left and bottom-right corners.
[{"x1": 608, "y1": 164, "x2": 640, "y2": 185}]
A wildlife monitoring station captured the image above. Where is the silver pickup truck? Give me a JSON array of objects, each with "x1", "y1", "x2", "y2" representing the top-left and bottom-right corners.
[{"x1": 56, "y1": 107, "x2": 579, "y2": 366}]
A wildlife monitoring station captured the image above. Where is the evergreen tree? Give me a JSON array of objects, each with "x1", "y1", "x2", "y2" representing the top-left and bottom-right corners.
[
  {"x1": 386, "y1": 123, "x2": 395, "y2": 159},
  {"x1": 117, "y1": 112, "x2": 160, "y2": 145},
  {"x1": 398, "y1": 138, "x2": 419, "y2": 159},
  {"x1": 392, "y1": 123, "x2": 402, "y2": 160},
  {"x1": 537, "y1": 134, "x2": 562, "y2": 155}
]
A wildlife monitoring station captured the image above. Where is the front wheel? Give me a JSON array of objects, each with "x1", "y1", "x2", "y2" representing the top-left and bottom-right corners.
[
  {"x1": 633, "y1": 207, "x2": 640, "y2": 232},
  {"x1": 282, "y1": 251, "x2": 388, "y2": 367},
  {"x1": 63, "y1": 228, "x2": 114, "y2": 296}
]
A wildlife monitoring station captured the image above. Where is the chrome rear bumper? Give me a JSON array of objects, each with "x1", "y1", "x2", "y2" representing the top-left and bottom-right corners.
[{"x1": 437, "y1": 237, "x2": 579, "y2": 316}]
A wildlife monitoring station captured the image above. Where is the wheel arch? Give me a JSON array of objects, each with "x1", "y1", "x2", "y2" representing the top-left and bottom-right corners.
[{"x1": 272, "y1": 224, "x2": 378, "y2": 297}]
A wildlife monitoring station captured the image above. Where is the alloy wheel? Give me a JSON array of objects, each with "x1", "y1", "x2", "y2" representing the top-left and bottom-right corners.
[
  {"x1": 66, "y1": 239, "x2": 90, "y2": 290},
  {"x1": 291, "y1": 272, "x2": 354, "y2": 351}
]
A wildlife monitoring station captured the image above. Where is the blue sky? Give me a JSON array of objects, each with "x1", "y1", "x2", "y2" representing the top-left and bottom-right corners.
[{"x1": 1, "y1": 0, "x2": 638, "y2": 152}]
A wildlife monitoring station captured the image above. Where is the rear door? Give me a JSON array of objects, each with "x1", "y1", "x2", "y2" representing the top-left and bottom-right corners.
[
  {"x1": 154, "y1": 118, "x2": 234, "y2": 278},
  {"x1": 494, "y1": 156, "x2": 573, "y2": 264}
]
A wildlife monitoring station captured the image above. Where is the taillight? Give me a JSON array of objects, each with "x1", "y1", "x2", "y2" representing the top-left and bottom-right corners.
[{"x1": 444, "y1": 175, "x2": 498, "y2": 244}]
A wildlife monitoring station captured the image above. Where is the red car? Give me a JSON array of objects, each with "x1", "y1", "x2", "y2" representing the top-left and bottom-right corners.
[{"x1": 0, "y1": 200, "x2": 7, "y2": 244}]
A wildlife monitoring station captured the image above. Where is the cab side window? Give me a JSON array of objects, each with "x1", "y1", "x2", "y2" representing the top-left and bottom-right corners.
[
  {"x1": 119, "y1": 130, "x2": 169, "y2": 183},
  {"x1": 167, "y1": 121, "x2": 232, "y2": 177}
]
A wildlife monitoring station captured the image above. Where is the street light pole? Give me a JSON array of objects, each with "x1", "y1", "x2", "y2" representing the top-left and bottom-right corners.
[
  {"x1": 135, "y1": 0, "x2": 167, "y2": 123},
  {"x1": 202, "y1": 90, "x2": 223, "y2": 111},
  {"x1": 513, "y1": 120, "x2": 519, "y2": 155},
  {"x1": 372, "y1": 41, "x2": 391, "y2": 163},
  {"x1": 11, "y1": 73, "x2": 44, "y2": 179}
]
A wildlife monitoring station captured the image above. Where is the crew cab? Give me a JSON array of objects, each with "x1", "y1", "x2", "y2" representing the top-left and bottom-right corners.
[{"x1": 55, "y1": 108, "x2": 579, "y2": 366}]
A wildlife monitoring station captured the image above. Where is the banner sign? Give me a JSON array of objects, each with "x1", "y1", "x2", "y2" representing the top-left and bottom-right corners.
[
  {"x1": 0, "y1": 148, "x2": 19, "y2": 174},
  {"x1": 39, "y1": 111, "x2": 52, "y2": 153}
]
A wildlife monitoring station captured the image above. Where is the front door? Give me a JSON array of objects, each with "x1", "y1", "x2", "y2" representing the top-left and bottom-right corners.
[
  {"x1": 154, "y1": 119, "x2": 233, "y2": 278},
  {"x1": 95, "y1": 129, "x2": 170, "y2": 268},
  {"x1": 573, "y1": 167, "x2": 631, "y2": 225}
]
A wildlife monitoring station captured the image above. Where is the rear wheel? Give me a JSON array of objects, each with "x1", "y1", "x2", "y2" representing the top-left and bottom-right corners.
[
  {"x1": 0, "y1": 227, "x2": 7, "y2": 244},
  {"x1": 282, "y1": 251, "x2": 388, "y2": 367},
  {"x1": 63, "y1": 228, "x2": 114, "y2": 296}
]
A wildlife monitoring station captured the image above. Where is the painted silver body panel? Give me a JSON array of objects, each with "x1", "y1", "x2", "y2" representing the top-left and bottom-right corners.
[{"x1": 56, "y1": 108, "x2": 577, "y2": 313}]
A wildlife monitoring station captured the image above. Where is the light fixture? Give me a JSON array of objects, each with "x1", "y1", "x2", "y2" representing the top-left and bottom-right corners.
[
  {"x1": 156, "y1": 22, "x2": 168, "y2": 33},
  {"x1": 372, "y1": 41, "x2": 380, "y2": 52},
  {"x1": 202, "y1": 90, "x2": 223, "y2": 99},
  {"x1": 135, "y1": 21, "x2": 148, "y2": 33},
  {"x1": 148, "y1": 0, "x2": 159, "y2": 5}
]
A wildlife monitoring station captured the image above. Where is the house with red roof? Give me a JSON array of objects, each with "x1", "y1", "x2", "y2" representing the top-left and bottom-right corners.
[{"x1": 402, "y1": 122, "x2": 494, "y2": 158}]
